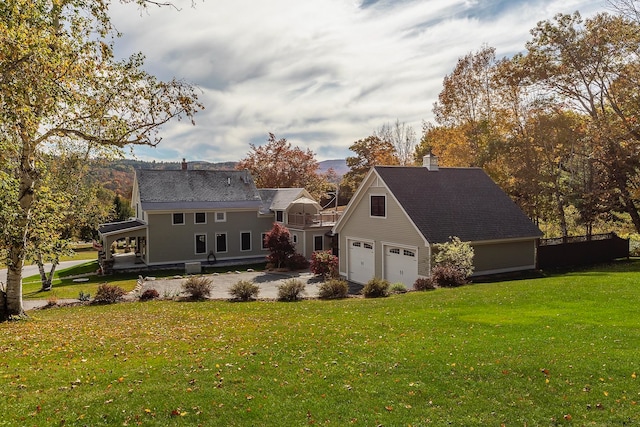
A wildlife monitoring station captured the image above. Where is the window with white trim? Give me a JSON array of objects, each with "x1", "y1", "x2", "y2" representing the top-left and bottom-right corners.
[
  {"x1": 370, "y1": 195, "x2": 386, "y2": 217},
  {"x1": 195, "y1": 212, "x2": 206, "y2": 224},
  {"x1": 314, "y1": 235, "x2": 323, "y2": 251},
  {"x1": 215, "y1": 212, "x2": 226, "y2": 222},
  {"x1": 172, "y1": 213, "x2": 184, "y2": 225},
  {"x1": 195, "y1": 234, "x2": 207, "y2": 254},
  {"x1": 215, "y1": 232, "x2": 227, "y2": 253},
  {"x1": 261, "y1": 233, "x2": 268, "y2": 250},
  {"x1": 240, "y1": 232, "x2": 251, "y2": 252},
  {"x1": 275, "y1": 210, "x2": 284, "y2": 222}
]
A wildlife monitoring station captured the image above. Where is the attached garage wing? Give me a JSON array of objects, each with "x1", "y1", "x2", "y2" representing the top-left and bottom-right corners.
[
  {"x1": 384, "y1": 245, "x2": 418, "y2": 286},
  {"x1": 348, "y1": 239, "x2": 374, "y2": 285}
]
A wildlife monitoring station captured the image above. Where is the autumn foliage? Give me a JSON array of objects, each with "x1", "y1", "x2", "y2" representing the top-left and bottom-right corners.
[
  {"x1": 259, "y1": 223, "x2": 311, "y2": 271},
  {"x1": 310, "y1": 250, "x2": 338, "y2": 279},
  {"x1": 93, "y1": 283, "x2": 126, "y2": 304},
  {"x1": 236, "y1": 133, "x2": 331, "y2": 201}
]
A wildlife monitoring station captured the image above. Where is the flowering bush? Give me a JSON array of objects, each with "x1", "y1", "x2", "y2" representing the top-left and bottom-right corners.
[
  {"x1": 432, "y1": 236, "x2": 474, "y2": 278},
  {"x1": 310, "y1": 250, "x2": 338, "y2": 279}
]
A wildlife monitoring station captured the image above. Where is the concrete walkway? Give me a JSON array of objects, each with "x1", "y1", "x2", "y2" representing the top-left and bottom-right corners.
[{"x1": 1, "y1": 260, "x2": 90, "y2": 285}]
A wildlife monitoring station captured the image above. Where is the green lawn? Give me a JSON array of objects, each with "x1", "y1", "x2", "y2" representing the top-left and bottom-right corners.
[
  {"x1": 21, "y1": 261, "x2": 136, "y2": 300},
  {"x1": 2, "y1": 261, "x2": 639, "y2": 426}
]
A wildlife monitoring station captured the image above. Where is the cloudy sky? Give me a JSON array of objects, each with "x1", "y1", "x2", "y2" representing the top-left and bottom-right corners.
[{"x1": 110, "y1": 0, "x2": 608, "y2": 163}]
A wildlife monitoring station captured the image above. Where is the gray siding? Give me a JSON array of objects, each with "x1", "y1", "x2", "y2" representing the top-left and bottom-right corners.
[
  {"x1": 337, "y1": 176, "x2": 429, "y2": 279},
  {"x1": 288, "y1": 228, "x2": 332, "y2": 258},
  {"x1": 472, "y1": 239, "x2": 537, "y2": 275},
  {"x1": 147, "y1": 210, "x2": 273, "y2": 264}
]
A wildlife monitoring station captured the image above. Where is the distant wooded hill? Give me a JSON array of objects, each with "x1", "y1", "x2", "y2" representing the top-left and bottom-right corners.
[{"x1": 91, "y1": 158, "x2": 348, "y2": 198}]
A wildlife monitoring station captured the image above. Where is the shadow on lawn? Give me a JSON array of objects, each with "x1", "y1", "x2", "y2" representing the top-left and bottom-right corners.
[
  {"x1": 471, "y1": 258, "x2": 640, "y2": 284},
  {"x1": 539, "y1": 258, "x2": 640, "y2": 277}
]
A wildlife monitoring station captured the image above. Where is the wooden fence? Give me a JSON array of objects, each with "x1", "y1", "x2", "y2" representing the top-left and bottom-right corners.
[{"x1": 537, "y1": 232, "x2": 629, "y2": 270}]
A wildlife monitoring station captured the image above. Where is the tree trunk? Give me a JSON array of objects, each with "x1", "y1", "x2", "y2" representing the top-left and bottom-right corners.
[
  {"x1": 35, "y1": 252, "x2": 54, "y2": 291},
  {"x1": 4, "y1": 249, "x2": 26, "y2": 320},
  {"x1": 36, "y1": 253, "x2": 49, "y2": 291},
  {"x1": 47, "y1": 262, "x2": 58, "y2": 290},
  {"x1": 2, "y1": 144, "x2": 37, "y2": 320},
  {"x1": 618, "y1": 183, "x2": 640, "y2": 234},
  {"x1": 555, "y1": 193, "x2": 569, "y2": 239},
  {"x1": 0, "y1": 289, "x2": 6, "y2": 321}
]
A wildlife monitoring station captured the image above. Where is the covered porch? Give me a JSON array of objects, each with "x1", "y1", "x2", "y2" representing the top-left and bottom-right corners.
[{"x1": 97, "y1": 219, "x2": 148, "y2": 274}]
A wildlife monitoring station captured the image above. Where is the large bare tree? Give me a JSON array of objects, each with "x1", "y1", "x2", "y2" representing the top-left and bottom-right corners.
[{"x1": 374, "y1": 119, "x2": 418, "y2": 166}]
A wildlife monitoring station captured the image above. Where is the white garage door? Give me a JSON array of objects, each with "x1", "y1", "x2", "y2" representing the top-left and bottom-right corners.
[
  {"x1": 348, "y1": 240, "x2": 374, "y2": 285},
  {"x1": 384, "y1": 246, "x2": 418, "y2": 286}
]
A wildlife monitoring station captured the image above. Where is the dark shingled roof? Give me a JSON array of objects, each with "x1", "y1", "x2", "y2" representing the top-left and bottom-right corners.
[
  {"x1": 98, "y1": 219, "x2": 146, "y2": 235},
  {"x1": 374, "y1": 166, "x2": 542, "y2": 244},
  {"x1": 137, "y1": 169, "x2": 262, "y2": 211}
]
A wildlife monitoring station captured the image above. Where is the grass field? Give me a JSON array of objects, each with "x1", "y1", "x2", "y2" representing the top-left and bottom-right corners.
[
  {"x1": 2, "y1": 261, "x2": 639, "y2": 426},
  {"x1": 21, "y1": 261, "x2": 138, "y2": 300}
]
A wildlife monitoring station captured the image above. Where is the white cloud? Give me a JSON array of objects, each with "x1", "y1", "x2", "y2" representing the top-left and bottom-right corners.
[{"x1": 109, "y1": 0, "x2": 609, "y2": 162}]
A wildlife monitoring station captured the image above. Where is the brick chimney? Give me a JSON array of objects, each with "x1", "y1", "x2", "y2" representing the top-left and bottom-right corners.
[
  {"x1": 423, "y1": 151, "x2": 439, "y2": 171},
  {"x1": 181, "y1": 158, "x2": 187, "y2": 170}
]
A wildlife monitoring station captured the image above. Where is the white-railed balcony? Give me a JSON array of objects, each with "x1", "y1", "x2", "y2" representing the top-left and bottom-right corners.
[{"x1": 286, "y1": 211, "x2": 342, "y2": 228}]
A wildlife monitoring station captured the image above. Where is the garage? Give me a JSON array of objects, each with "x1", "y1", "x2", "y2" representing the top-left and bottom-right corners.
[
  {"x1": 348, "y1": 239, "x2": 374, "y2": 285},
  {"x1": 384, "y1": 245, "x2": 418, "y2": 286}
]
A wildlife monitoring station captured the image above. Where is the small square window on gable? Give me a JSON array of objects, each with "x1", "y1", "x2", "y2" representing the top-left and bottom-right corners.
[
  {"x1": 195, "y1": 212, "x2": 206, "y2": 224},
  {"x1": 275, "y1": 210, "x2": 284, "y2": 222},
  {"x1": 172, "y1": 212, "x2": 184, "y2": 225},
  {"x1": 215, "y1": 212, "x2": 226, "y2": 222},
  {"x1": 370, "y1": 195, "x2": 386, "y2": 217}
]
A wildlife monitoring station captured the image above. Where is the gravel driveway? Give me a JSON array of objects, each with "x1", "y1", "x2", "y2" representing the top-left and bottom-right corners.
[
  {"x1": 25, "y1": 269, "x2": 362, "y2": 310},
  {"x1": 131, "y1": 270, "x2": 326, "y2": 300}
]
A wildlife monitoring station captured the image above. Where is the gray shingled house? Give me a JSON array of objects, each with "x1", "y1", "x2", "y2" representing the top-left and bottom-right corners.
[
  {"x1": 98, "y1": 163, "x2": 338, "y2": 268},
  {"x1": 332, "y1": 154, "x2": 543, "y2": 286}
]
